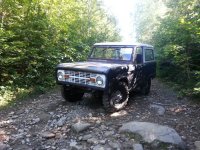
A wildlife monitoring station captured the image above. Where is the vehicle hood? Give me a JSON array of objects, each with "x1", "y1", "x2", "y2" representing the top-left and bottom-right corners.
[{"x1": 57, "y1": 61, "x2": 131, "y2": 74}]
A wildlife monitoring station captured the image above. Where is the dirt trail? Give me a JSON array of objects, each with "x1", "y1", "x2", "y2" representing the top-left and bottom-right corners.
[{"x1": 0, "y1": 79, "x2": 199, "y2": 150}]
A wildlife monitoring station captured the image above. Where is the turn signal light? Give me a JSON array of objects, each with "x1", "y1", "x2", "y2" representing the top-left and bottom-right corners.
[
  {"x1": 64, "y1": 74, "x2": 69, "y2": 79},
  {"x1": 89, "y1": 78, "x2": 96, "y2": 83}
]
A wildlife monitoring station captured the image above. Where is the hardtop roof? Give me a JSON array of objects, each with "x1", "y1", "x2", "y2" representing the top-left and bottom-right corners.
[{"x1": 94, "y1": 42, "x2": 153, "y2": 48}]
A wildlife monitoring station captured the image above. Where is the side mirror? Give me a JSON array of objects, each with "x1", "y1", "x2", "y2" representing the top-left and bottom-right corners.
[{"x1": 135, "y1": 54, "x2": 143, "y2": 64}]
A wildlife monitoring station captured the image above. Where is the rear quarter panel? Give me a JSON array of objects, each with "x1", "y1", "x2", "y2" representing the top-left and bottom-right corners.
[
  {"x1": 143, "y1": 46, "x2": 156, "y2": 79},
  {"x1": 143, "y1": 61, "x2": 156, "y2": 79}
]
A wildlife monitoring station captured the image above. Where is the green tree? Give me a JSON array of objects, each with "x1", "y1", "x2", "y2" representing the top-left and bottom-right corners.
[
  {"x1": 0, "y1": 0, "x2": 121, "y2": 105},
  {"x1": 134, "y1": 0, "x2": 200, "y2": 97},
  {"x1": 154, "y1": 0, "x2": 200, "y2": 97}
]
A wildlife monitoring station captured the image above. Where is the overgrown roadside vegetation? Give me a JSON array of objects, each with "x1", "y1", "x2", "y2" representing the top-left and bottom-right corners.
[
  {"x1": 135, "y1": 0, "x2": 200, "y2": 99},
  {"x1": 0, "y1": 0, "x2": 121, "y2": 108},
  {"x1": 1, "y1": 0, "x2": 200, "y2": 108}
]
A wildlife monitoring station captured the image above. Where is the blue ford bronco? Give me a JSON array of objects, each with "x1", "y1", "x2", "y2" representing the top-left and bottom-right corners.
[{"x1": 56, "y1": 42, "x2": 156, "y2": 112}]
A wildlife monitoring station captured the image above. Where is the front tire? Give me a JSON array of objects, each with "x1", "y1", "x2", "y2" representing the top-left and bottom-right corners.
[
  {"x1": 61, "y1": 86, "x2": 84, "y2": 102},
  {"x1": 103, "y1": 82, "x2": 129, "y2": 112}
]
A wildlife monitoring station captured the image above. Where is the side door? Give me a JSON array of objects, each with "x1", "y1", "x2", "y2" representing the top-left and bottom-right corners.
[
  {"x1": 143, "y1": 47, "x2": 156, "y2": 79},
  {"x1": 131, "y1": 46, "x2": 144, "y2": 88}
]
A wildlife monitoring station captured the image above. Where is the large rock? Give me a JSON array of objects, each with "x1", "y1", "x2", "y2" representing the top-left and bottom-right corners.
[
  {"x1": 72, "y1": 122, "x2": 91, "y2": 133},
  {"x1": 119, "y1": 121, "x2": 185, "y2": 149},
  {"x1": 150, "y1": 104, "x2": 165, "y2": 115},
  {"x1": 195, "y1": 141, "x2": 200, "y2": 150},
  {"x1": 133, "y1": 144, "x2": 143, "y2": 150}
]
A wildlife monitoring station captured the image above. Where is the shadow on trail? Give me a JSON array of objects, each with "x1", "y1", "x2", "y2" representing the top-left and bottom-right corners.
[
  {"x1": 60, "y1": 93, "x2": 103, "y2": 109},
  {"x1": 80, "y1": 93, "x2": 103, "y2": 109}
]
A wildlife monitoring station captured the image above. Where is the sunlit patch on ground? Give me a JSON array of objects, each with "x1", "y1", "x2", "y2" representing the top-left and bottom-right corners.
[
  {"x1": 0, "y1": 129, "x2": 10, "y2": 142},
  {"x1": 110, "y1": 110, "x2": 128, "y2": 117},
  {"x1": 169, "y1": 106, "x2": 187, "y2": 113}
]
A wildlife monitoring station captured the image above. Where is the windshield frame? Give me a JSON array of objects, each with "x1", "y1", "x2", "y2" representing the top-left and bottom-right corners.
[{"x1": 88, "y1": 45, "x2": 135, "y2": 62}]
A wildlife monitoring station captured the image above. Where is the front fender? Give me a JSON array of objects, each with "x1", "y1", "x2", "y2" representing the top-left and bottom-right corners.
[
  {"x1": 104, "y1": 64, "x2": 134, "y2": 94},
  {"x1": 107, "y1": 75, "x2": 129, "y2": 94}
]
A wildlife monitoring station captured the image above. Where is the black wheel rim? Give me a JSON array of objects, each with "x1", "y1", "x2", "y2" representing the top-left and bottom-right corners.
[{"x1": 110, "y1": 90, "x2": 125, "y2": 109}]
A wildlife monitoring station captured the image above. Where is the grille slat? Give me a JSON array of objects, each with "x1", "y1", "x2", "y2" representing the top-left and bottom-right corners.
[{"x1": 64, "y1": 70, "x2": 97, "y2": 86}]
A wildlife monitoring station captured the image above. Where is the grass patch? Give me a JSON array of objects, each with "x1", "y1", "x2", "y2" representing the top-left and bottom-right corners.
[
  {"x1": 0, "y1": 85, "x2": 55, "y2": 109},
  {"x1": 159, "y1": 78, "x2": 200, "y2": 102}
]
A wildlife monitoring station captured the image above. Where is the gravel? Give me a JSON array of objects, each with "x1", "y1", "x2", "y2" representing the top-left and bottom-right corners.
[{"x1": 0, "y1": 79, "x2": 199, "y2": 149}]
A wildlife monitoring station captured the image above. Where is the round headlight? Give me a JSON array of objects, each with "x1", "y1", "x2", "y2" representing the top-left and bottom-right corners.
[
  {"x1": 96, "y1": 76, "x2": 103, "y2": 85},
  {"x1": 57, "y1": 70, "x2": 64, "y2": 81}
]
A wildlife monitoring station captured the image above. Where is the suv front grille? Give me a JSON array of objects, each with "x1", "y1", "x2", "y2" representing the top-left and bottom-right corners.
[{"x1": 64, "y1": 70, "x2": 97, "y2": 86}]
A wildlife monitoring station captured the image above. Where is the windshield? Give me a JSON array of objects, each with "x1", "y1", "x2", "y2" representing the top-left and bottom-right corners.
[{"x1": 90, "y1": 47, "x2": 133, "y2": 61}]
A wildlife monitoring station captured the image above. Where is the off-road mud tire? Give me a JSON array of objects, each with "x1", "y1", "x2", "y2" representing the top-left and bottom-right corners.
[{"x1": 103, "y1": 82, "x2": 129, "y2": 112}]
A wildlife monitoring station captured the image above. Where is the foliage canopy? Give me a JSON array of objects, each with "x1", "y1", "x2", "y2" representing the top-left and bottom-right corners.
[
  {"x1": 0, "y1": 0, "x2": 121, "y2": 106},
  {"x1": 135, "y1": 0, "x2": 200, "y2": 98}
]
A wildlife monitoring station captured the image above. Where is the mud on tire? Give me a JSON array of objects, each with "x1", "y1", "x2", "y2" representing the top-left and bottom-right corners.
[
  {"x1": 103, "y1": 82, "x2": 129, "y2": 112},
  {"x1": 61, "y1": 85, "x2": 84, "y2": 102}
]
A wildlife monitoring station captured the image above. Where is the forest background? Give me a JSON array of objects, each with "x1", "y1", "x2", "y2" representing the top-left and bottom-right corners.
[{"x1": 0, "y1": 0, "x2": 199, "y2": 107}]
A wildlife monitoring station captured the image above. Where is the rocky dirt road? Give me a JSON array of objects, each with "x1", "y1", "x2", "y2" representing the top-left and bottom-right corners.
[{"x1": 0, "y1": 79, "x2": 200, "y2": 150}]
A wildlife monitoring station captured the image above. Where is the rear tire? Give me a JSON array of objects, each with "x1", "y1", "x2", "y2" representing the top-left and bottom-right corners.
[
  {"x1": 61, "y1": 86, "x2": 84, "y2": 102},
  {"x1": 103, "y1": 82, "x2": 129, "y2": 112},
  {"x1": 141, "y1": 78, "x2": 151, "y2": 95}
]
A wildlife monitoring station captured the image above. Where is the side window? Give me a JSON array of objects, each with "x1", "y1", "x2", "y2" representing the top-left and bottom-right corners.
[
  {"x1": 145, "y1": 49, "x2": 154, "y2": 61},
  {"x1": 135, "y1": 47, "x2": 143, "y2": 64},
  {"x1": 136, "y1": 47, "x2": 142, "y2": 54}
]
